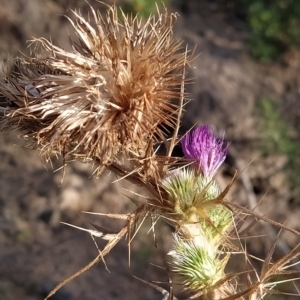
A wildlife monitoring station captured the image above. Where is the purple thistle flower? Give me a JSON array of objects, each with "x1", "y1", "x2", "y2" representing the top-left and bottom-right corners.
[{"x1": 181, "y1": 125, "x2": 230, "y2": 178}]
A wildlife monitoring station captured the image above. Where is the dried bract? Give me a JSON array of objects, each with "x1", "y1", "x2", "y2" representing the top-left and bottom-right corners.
[{"x1": 0, "y1": 5, "x2": 188, "y2": 172}]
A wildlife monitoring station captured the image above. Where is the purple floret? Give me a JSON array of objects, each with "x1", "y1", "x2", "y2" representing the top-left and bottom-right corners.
[{"x1": 181, "y1": 125, "x2": 230, "y2": 178}]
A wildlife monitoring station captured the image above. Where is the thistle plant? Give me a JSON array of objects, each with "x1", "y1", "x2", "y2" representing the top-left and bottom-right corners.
[
  {"x1": 163, "y1": 125, "x2": 234, "y2": 298},
  {"x1": 1, "y1": 3, "x2": 300, "y2": 300}
]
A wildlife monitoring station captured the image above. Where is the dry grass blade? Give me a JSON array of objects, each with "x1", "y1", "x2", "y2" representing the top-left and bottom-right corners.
[
  {"x1": 133, "y1": 276, "x2": 179, "y2": 300},
  {"x1": 44, "y1": 225, "x2": 127, "y2": 300},
  {"x1": 60, "y1": 221, "x2": 118, "y2": 241},
  {"x1": 246, "y1": 243, "x2": 300, "y2": 299},
  {"x1": 226, "y1": 202, "x2": 300, "y2": 237},
  {"x1": 45, "y1": 204, "x2": 147, "y2": 299},
  {"x1": 164, "y1": 45, "x2": 189, "y2": 170}
]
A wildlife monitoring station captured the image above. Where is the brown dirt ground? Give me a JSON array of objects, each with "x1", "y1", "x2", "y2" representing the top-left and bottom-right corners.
[{"x1": 1, "y1": 0, "x2": 300, "y2": 299}]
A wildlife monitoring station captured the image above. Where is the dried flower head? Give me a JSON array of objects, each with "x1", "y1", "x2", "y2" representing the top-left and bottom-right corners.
[
  {"x1": 181, "y1": 125, "x2": 230, "y2": 178},
  {"x1": 0, "y1": 4, "x2": 189, "y2": 172}
]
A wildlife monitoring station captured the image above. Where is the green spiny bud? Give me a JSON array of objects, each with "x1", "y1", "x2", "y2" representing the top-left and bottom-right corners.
[
  {"x1": 162, "y1": 168, "x2": 233, "y2": 249},
  {"x1": 162, "y1": 168, "x2": 219, "y2": 218},
  {"x1": 169, "y1": 234, "x2": 226, "y2": 291},
  {"x1": 203, "y1": 206, "x2": 233, "y2": 240}
]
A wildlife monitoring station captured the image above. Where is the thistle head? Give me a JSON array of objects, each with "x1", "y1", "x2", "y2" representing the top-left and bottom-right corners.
[
  {"x1": 181, "y1": 125, "x2": 230, "y2": 179},
  {"x1": 162, "y1": 168, "x2": 220, "y2": 217},
  {"x1": 0, "y1": 4, "x2": 189, "y2": 174},
  {"x1": 168, "y1": 235, "x2": 227, "y2": 292}
]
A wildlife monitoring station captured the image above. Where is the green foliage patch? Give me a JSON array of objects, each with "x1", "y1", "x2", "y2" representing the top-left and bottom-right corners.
[
  {"x1": 236, "y1": 0, "x2": 300, "y2": 61},
  {"x1": 257, "y1": 97, "x2": 300, "y2": 198},
  {"x1": 122, "y1": 0, "x2": 170, "y2": 18}
]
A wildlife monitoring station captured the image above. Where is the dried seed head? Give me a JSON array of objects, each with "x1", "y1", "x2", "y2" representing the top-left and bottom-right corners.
[{"x1": 0, "y1": 4, "x2": 189, "y2": 171}]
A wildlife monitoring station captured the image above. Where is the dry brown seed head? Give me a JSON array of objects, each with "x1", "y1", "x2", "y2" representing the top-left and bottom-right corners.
[{"x1": 0, "y1": 4, "x2": 190, "y2": 174}]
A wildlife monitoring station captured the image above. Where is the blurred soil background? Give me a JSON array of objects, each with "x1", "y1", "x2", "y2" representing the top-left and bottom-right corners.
[{"x1": 1, "y1": 0, "x2": 300, "y2": 299}]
